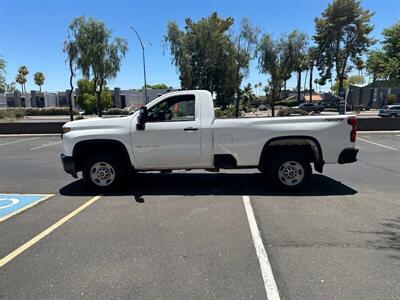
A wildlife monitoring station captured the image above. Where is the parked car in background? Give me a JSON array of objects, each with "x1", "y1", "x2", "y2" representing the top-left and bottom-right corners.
[
  {"x1": 378, "y1": 105, "x2": 400, "y2": 117},
  {"x1": 293, "y1": 103, "x2": 325, "y2": 113},
  {"x1": 258, "y1": 104, "x2": 269, "y2": 111}
]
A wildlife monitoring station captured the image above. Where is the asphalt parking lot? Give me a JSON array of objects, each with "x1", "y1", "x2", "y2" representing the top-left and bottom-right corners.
[{"x1": 0, "y1": 133, "x2": 399, "y2": 299}]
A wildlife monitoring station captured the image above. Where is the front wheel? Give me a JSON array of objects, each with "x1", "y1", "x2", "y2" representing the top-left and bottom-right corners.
[
  {"x1": 267, "y1": 153, "x2": 311, "y2": 192},
  {"x1": 82, "y1": 154, "x2": 124, "y2": 192}
]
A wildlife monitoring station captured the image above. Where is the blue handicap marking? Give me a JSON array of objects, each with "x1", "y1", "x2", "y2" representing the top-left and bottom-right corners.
[{"x1": 0, "y1": 194, "x2": 53, "y2": 222}]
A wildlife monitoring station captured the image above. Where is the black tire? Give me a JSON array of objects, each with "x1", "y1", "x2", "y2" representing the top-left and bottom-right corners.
[
  {"x1": 82, "y1": 154, "x2": 125, "y2": 192},
  {"x1": 391, "y1": 114, "x2": 397, "y2": 118},
  {"x1": 266, "y1": 152, "x2": 311, "y2": 192}
]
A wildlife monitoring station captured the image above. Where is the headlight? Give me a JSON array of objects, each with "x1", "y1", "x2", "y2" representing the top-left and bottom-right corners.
[{"x1": 62, "y1": 127, "x2": 72, "y2": 134}]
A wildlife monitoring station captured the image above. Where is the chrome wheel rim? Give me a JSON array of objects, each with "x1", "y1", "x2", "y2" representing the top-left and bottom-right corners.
[
  {"x1": 278, "y1": 161, "x2": 304, "y2": 186},
  {"x1": 90, "y1": 162, "x2": 116, "y2": 187}
]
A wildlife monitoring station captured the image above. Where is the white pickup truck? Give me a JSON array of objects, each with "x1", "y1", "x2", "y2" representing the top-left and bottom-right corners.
[{"x1": 61, "y1": 90, "x2": 358, "y2": 192}]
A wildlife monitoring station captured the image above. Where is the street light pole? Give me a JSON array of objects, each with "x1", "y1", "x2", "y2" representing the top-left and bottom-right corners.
[{"x1": 130, "y1": 26, "x2": 148, "y2": 104}]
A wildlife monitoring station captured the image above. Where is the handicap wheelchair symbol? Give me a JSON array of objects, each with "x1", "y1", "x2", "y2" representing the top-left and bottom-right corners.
[
  {"x1": 0, "y1": 198, "x2": 20, "y2": 210},
  {"x1": 0, "y1": 194, "x2": 54, "y2": 222}
]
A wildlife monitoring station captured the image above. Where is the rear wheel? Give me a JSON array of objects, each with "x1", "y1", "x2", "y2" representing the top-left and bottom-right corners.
[
  {"x1": 391, "y1": 114, "x2": 397, "y2": 118},
  {"x1": 267, "y1": 153, "x2": 311, "y2": 191},
  {"x1": 83, "y1": 154, "x2": 124, "y2": 192}
]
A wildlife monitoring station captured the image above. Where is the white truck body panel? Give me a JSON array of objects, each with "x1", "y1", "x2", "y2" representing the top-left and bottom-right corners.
[{"x1": 62, "y1": 90, "x2": 356, "y2": 171}]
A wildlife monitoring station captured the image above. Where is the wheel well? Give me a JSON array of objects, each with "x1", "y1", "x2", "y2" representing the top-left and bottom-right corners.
[
  {"x1": 259, "y1": 136, "x2": 324, "y2": 171},
  {"x1": 73, "y1": 140, "x2": 132, "y2": 172}
]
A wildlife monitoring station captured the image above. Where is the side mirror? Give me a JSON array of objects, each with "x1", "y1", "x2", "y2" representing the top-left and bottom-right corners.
[{"x1": 136, "y1": 106, "x2": 148, "y2": 130}]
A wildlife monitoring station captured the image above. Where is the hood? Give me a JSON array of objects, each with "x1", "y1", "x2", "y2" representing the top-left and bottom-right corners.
[{"x1": 63, "y1": 116, "x2": 132, "y2": 131}]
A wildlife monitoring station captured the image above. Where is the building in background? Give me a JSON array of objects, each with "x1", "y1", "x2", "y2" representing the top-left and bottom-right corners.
[
  {"x1": 0, "y1": 88, "x2": 175, "y2": 109},
  {"x1": 346, "y1": 80, "x2": 400, "y2": 109}
]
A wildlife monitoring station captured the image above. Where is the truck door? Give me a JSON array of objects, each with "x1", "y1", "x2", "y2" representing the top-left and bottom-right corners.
[{"x1": 132, "y1": 94, "x2": 201, "y2": 169}]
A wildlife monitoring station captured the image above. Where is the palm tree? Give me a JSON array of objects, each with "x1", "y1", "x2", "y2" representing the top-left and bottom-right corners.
[
  {"x1": 17, "y1": 66, "x2": 29, "y2": 93},
  {"x1": 34, "y1": 72, "x2": 45, "y2": 92},
  {"x1": 296, "y1": 61, "x2": 308, "y2": 102},
  {"x1": 63, "y1": 40, "x2": 78, "y2": 121},
  {"x1": 253, "y1": 83, "x2": 259, "y2": 96},
  {"x1": 307, "y1": 47, "x2": 318, "y2": 102},
  {"x1": 15, "y1": 73, "x2": 26, "y2": 93},
  {"x1": 355, "y1": 59, "x2": 365, "y2": 77}
]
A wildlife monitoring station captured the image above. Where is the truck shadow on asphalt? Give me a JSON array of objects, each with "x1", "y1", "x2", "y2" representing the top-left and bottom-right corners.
[{"x1": 60, "y1": 173, "x2": 357, "y2": 199}]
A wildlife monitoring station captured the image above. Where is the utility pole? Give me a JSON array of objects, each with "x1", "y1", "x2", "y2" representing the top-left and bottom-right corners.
[{"x1": 130, "y1": 27, "x2": 149, "y2": 104}]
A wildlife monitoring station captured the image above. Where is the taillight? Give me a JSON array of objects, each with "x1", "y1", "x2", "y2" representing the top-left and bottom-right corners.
[{"x1": 348, "y1": 117, "x2": 357, "y2": 142}]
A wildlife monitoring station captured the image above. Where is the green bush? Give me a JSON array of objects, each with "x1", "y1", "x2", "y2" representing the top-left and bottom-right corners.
[
  {"x1": 274, "y1": 99, "x2": 298, "y2": 107},
  {"x1": 215, "y1": 107, "x2": 241, "y2": 118},
  {"x1": 325, "y1": 108, "x2": 338, "y2": 112},
  {"x1": 277, "y1": 108, "x2": 309, "y2": 117},
  {"x1": 0, "y1": 108, "x2": 26, "y2": 119},
  {"x1": 25, "y1": 107, "x2": 79, "y2": 116},
  {"x1": 105, "y1": 108, "x2": 129, "y2": 115},
  {"x1": 386, "y1": 94, "x2": 397, "y2": 105},
  {"x1": 0, "y1": 107, "x2": 79, "y2": 119}
]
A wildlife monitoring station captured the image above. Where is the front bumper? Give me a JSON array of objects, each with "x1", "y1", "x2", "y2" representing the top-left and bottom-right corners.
[
  {"x1": 338, "y1": 148, "x2": 359, "y2": 164},
  {"x1": 60, "y1": 153, "x2": 78, "y2": 178}
]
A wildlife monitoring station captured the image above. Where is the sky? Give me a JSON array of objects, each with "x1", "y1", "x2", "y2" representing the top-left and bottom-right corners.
[{"x1": 0, "y1": 0, "x2": 399, "y2": 93}]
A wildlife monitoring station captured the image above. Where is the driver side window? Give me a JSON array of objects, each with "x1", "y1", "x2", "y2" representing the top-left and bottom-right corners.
[{"x1": 147, "y1": 94, "x2": 196, "y2": 122}]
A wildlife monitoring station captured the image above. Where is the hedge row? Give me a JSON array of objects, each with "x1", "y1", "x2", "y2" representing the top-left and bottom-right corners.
[
  {"x1": 25, "y1": 107, "x2": 79, "y2": 116},
  {"x1": 0, "y1": 108, "x2": 26, "y2": 119},
  {"x1": 277, "y1": 108, "x2": 309, "y2": 116},
  {"x1": 274, "y1": 99, "x2": 299, "y2": 107},
  {"x1": 0, "y1": 107, "x2": 79, "y2": 119},
  {"x1": 105, "y1": 108, "x2": 130, "y2": 115}
]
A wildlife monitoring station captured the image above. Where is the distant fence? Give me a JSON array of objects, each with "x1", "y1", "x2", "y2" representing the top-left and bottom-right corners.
[{"x1": 0, "y1": 117, "x2": 399, "y2": 134}]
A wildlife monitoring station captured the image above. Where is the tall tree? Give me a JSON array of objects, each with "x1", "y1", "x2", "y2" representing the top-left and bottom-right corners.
[
  {"x1": 67, "y1": 16, "x2": 128, "y2": 116},
  {"x1": 145, "y1": 83, "x2": 169, "y2": 89},
  {"x1": 165, "y1": 12, "x2": 236, "y2": 107},
  {"x1": 0, "y1": 56, "x2": 7, "y2": 93},
  {"x1": 6, "y1": 82, "x2": 16, "y2": 93},
  {"x1": 63, "y1": 40, "x2": 78, "y2": 121},
  {"x1": 257, "y1": 33, "x2": 299, "y2": 116},
  {"x1": 365, "y1": 21, "x2": 400, "y2": 84},
  {"x1": 33, "y1": 72, "x2": 45, "y2": 92},
  {"x1": 366, "y1": 50, "x2": 386, "y2": 81},
  {"x1": 314, "y1": 0, "x2": 375, "y2": 95},
  {"x1": 233, "y1": 18, "x2": 260, "y2": 117},
  {"x1": 76, "y1": 78, "x2": 112, "y2": 114},
  {"x1": 15, "y1": 73, "x2": 27, "y2": 93},
  {"x1": 331, "y1": 75, "x2": 365, "y2": 94},
  {"x1": 289, "y1": 31, "x2": 308, "y2": 103},
  {"x1": 381, "y1": 21, "x2": 400, "y2": 80},
  {"x1": 307, "y1": 47, "x2": 318, "y2": 102},
  {"x1": 240, "y1": 83, "x2": 256, "y2": 112},
  {"x1": 16, "y1": 66, "x2": 29, "y2": 93},
  {"x1": 355, "y1": 59, "x2": 365, "y2": 77}
]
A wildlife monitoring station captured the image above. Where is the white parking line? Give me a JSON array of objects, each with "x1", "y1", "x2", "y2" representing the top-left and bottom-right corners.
[
  {"x1": 357, "y1": 137, "x2": 399, "y2": 151},
  {"x1": 242, "y1": 196, "x2": 280, "y2": 300},
  {"x1": 0, "y1": 137, "x2": 40, "y2": 146},
  {"x1": 30, "y1": 141, "x2": 62, "y2": 150}
]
